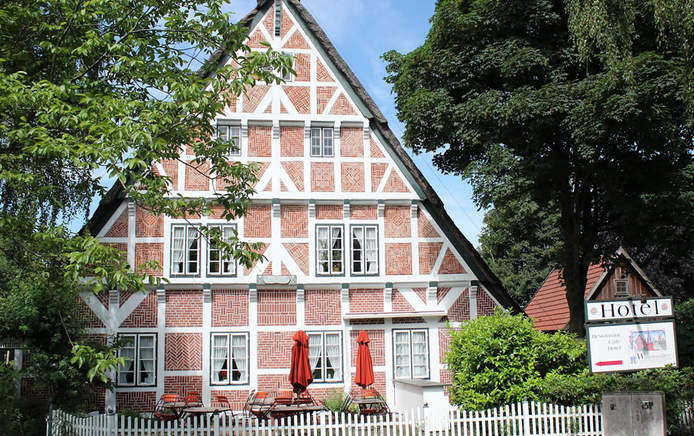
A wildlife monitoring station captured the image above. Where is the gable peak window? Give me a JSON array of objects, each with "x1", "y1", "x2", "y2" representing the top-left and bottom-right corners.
[{"x1": 311, "y1": 127, "x2": 334, "y2": 157}]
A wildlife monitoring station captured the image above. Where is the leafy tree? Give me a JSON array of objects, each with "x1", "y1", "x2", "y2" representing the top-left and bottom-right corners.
[
  {"x1": 446, "y1": 309, "x2": 585, "y2": 409},
  {"x1": 385, "y1": 0, "x2": 693, "y2": 333},
  {"x1": 0, "y1": 0, "x2": 291, "y2": 419}
]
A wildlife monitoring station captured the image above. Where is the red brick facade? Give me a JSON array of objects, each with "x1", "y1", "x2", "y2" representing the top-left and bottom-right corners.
[
  {"x1": 257, "y1": 290, "x2": 296, "y2": 325},
  {"x1": 257, "y1": 332, "x2": 293, "y2": 368},
  {"x1": 280, "y1": 126, "x2": 304, "y2": 157},
  {"x1": 385, "y1": 243, "x2": 412, "y2": 275},
  {"x1": 166, "y1": 291, "x2": 203, "y2": 327},
  {"x1": 164, "y1": 376, "x2": 203, "y2": 398},
  {"x1": 349, "y1": 289, "x2": 383, "y2": 313},
  {"x1": 212, "y1": 290, "x2": 249, "y2": 326},
  {"x1": 165, "y1": 333, "x2": 202, "y2": 370},
  {"x1": 281, "y1": 205, "x2": 308, "y2": 238},
  {"x1": 305, "y1": 289, "x2": 341, "y2": 325}
]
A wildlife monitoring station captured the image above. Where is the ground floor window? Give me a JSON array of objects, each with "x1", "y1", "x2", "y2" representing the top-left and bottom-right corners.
[
  {"x1": 211, "y1": 333, "x2": 249, "y2": 385},
  {"x1": 393, "y1": 329, "x2": 429, "y2": 379},
  {"x1": 117, "y1": 334, "x2": 156, "y2": 386},
  {"x1": 308, "y1": 331, "x2": 342, "y2": 382}
]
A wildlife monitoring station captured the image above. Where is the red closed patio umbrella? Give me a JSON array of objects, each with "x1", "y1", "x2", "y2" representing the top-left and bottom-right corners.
[
  {"x1": 355, "y1": 330, "x2": 375, "y2": 388},
  {"x1": 288, "y1": 330, "x2": 313, "y2": 393}
]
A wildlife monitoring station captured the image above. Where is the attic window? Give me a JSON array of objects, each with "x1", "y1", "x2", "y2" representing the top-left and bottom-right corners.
[
  {"x1": 274, "y1": 0, "x2": 281, "y2": 37},
  {"x1": 615, "y1": 279, "x2": 629, "y2": 297}
]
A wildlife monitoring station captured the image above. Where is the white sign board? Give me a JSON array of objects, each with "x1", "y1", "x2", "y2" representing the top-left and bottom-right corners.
[
  {"x1": 586, "y1": 297, "x2": 673, "y2": 322},
  {"x1": 587, "y1": 321, "x2": 678, "y2": 373}
]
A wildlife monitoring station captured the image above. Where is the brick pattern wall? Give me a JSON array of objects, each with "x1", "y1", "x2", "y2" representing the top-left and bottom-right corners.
[
  {"x1": 283, "y1": 29, "x2": 310, "y2": 49},
  {"x1": 244, "y1": 204, "x2": 271, "y2": 238},
  {"x1": 162, "y1": 159, "x2": 178, "y2": 189},
  {"x1": 349, "y1": 289, "x2": 383, "y2": 313},
  {"x1": 438, "y1": 249, "x2": 466, "y2": 275},
  {"x1": 258, "y1": 374, "x2": 287, "y2": 392},
  {"x1": 383, "y1": 170, "x2": 409, "y2": 193},
  {"x1": 439, "y1": 328, "x2": 451, "y2": 363},
  {"x1": 281, "y1": 205, "x2": 308, "y2": 238},
  {"x1": 384, "y1": 206, "x2": 411, "y2": 238},
  {"x1": 317, "y1": 87, "x2": 336, "y2": 114},
  {"x1": 371, "y1": 163, "x2": 387, "y2": 192},
  {"x1": 370, "y1": 137, "x2": 385, "y2": 158},
  {"x1": 75, "y1": 297, "x2": 105, "y2": 328},
  {"x1": 247, "y1": 28, "x2": 268, "y2": 49},
  {"x1": 212, "y1": 290, "x2": 249, "y2": 326},
  {"x1": 477, "y1": 289, "x2": 496, "y2": 316},
  {"x1": 136, "y1": 207, "x2": 163, "y2": 237},
  {"x1": 350, "y1": 329, "x2": 385, "y2": 366},
  {"x1": 385, "y1": 243, "x2": 412, "y2": 275},
  {"x1": 448, "y1": 289, "x2": 470, "y2": 322},
  {"x1": 248, "y1": 125, "x2": 272, "y2": 157},
  {"x1": 164, "y1": 376, "x2": 203, "y2": 398},
  {"x1": 392, "y1": 289, "x2": 415, "y2": 312},
  {"x1": 134, "y1": 243, "x2": 163, "y2": 276},
  {"x1": 77, "y1": 333, "x2": 108, "y2": 346},
  {"x1": 165, "y1": 333, "x2": 202, "y2": 370},
  {"x1": 257, "y1": 332, "x2": 293, "y2": 368},
  {"x1": 315, "y1": 204, "x2": 342, "y2": 220},
  {"x1": 184, "y1": 161, "x2": 210, "y2": 191},
  {"x1": 437, "y1": 287, "x2": 451, "y2": 304},
  {"x1": 283, "y1": 243, "x2": 309, "y2": 275},
  {"x1": 166, "y1": 290, "x2": 202, "y2": 327},
  {"x1": 305, "y1": 289, "x2": 341, "y2": 325},
  {"x1": 280, "y1": 7, "x2": 293, "y2": 39},
  {"x1": 210, "y1": 390, "x2": 250, "y2": 410},
  {"x1": 350, "y1": 205, "x2": 377, "y2": 219},
  {"x1": 418, "y1": 211, "x2": 440, "y2": 237},
  {"x1": 105, "y1": 209, "x2": 128, "y2": 237},
  {"x1": 317, "y1": 59, "x2": 334, "y2": 82},
  {"x1": 243, "y1": 85, "x2": 271, "y2": 112},
  {"x1": 116, "y1": 391, "x2": 157, "y2": 412},
  {"x1": 21, "y1": 378, "x2": 49, "y2": 404},
  {"x1": 329, "y1": 93, "x2": 356, "y2": 115},
  {"x1": 280, "y1": 126, "x2": 304, "y2": 157},
  {"x1": 252, "y1": 162, "x2": 271, "y2": 190},
  {"x1": 341, "y1": 163, "x2": 365, "y2": 192},
  {"x1": 311, "y1": 162, "x2": 334, "y2": 192},
  {"x1": 282, "y1": 161, "x2": 304, "y2": 191},
  {"x1": 285, "y1": 87, "x2": 310, "y2": 114},
  {"x1": 392, "y1": 316, "x2": 425, "y2": 324},
  {"x1": 120, "y1": 292, "x2": 157, "y2": 327},
  {"x1": 262, "y1": 7, "x2": 274, "y2": 34},
  {"x1": 293, "y1": 54, "x2": 310, "y2": 82},
  {"x1": 257, "y1": 290, "x2": 296, "y2": 325},
  {"x1": 419, "y1": 242, "x2": 443, "y2": 275},
  {"x1": 340, "y1": 127, "x2": 363, "y2": 157},
  {"x1": 350, "y1": 318, "x2": 384, "y2": 325}
]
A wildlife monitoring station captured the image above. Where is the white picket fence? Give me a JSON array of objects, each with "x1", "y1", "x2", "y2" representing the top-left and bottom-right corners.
[{"x1": 47, "y1": 401, "x2": 603, "y2": 436}]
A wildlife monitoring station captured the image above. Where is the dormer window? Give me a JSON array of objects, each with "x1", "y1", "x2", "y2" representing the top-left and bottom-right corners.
[{"x1": 615, "y1": 279, "x2": 628, "y2": 297}]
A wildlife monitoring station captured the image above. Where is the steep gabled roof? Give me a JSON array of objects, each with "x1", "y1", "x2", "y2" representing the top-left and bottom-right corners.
[
  {"x1": 525, "y1": 248, "x2": 663, "y2": 331},
  {"x1": 86, "y1": 0, "x2": 520, "y2": 312}
]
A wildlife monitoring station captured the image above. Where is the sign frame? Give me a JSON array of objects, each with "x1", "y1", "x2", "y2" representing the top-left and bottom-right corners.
[
  {"x1": 586, "y1": 319, "x2": 679, "y2": 374},
  {"x1": 584, "y1": 296, "x2": 673, "y2": 323}
]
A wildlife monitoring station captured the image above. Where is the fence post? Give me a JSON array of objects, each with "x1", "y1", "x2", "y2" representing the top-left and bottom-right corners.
[
  {"x1": 522, "y1": 400, "x2": 531, "y2": 436},
  {"x1": 213, "y1": 411, "x2": 220, "y2": 436},
  {"x1": 106, "y1": 408, "x2": 116, "y2": 436}
]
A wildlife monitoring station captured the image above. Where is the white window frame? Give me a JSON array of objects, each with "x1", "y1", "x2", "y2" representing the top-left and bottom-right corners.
[
  {"x1": 316, "y1": 224, "x2": 344, "y2": 275},
  {"x1": 350, "y1": 224, "x2": 379, "y2": 276},
  {"x1": 615, "y1": 278, "x2": 629, "y2": 297},
  {"x1": 393, "y1": 329, "x2": 429, "y2": 380},
  {"x1": 310, "y1": 127, "x2": 334, "y2": 157},
  {"x1": 207, "y1": 224, "x2": 237, "y2": 276},
  {"x1": 117, "y1": 333, "x2": 156, "y2": 387},
  {"x1": 217, "y1": 123, "x2": 241, "y2": 157},
  {"x1": 210, "y1": 333, "x2": 249, "y2": 385},
  {"x1": 171, "y1": 225, "x2": 200, "y2": 276},
  {"x1": 307, "y1": 331, "x2": 343, "y2": 383}
]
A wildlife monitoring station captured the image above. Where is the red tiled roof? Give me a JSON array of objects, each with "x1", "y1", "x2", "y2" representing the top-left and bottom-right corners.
[{"x1": 525, "y1": 263, "x2": 605, "y2": 331}]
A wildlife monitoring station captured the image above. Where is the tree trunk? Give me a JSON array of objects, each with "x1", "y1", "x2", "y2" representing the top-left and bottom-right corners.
[{"x1": 557, "y1": 185, "x2": 591, "y2": 336}]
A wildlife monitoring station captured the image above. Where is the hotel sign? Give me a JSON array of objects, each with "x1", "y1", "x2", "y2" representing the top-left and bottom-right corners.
[
  {"x1": 585, "y1": 297, "x2": 673, "y2": 322},
  {"x1": 587, "y1": 321, "x2": 678, "y2": 373}
]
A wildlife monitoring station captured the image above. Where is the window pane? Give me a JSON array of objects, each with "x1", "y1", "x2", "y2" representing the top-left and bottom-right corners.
[
  {"x1": 308, "y1": 334, "x2": 323, "y2": 381},
  {"x1": 394, "y1": 332, "x2": 411, "y2": 378},
  {"x1": 229, "y1": 126, "x2": 241, "y2": 156},
  {"x1": 311, "y1": 128, "x2": 322, "y2": 155},
  {"x1": 118, "y1": 336, "x2": 136, "y2": 385},
  {"x1": 187, "y1": 227, "x2": 199, "y2": 274},
  {"x1": 323, "y1": 128, "x2": 333, "y2": 156},
  {"x1": 231, "y1": 335, "x2": 247, "y2": 382},
  {"x1": 213, "y1": 335, "x2": 228, "y2": 383},
  {"x1": 172, "y1": 226, "x2": 186, "y2": 274},
  {"x1": 325, "y1": 333, "x2": 341, "y2": 381}
]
